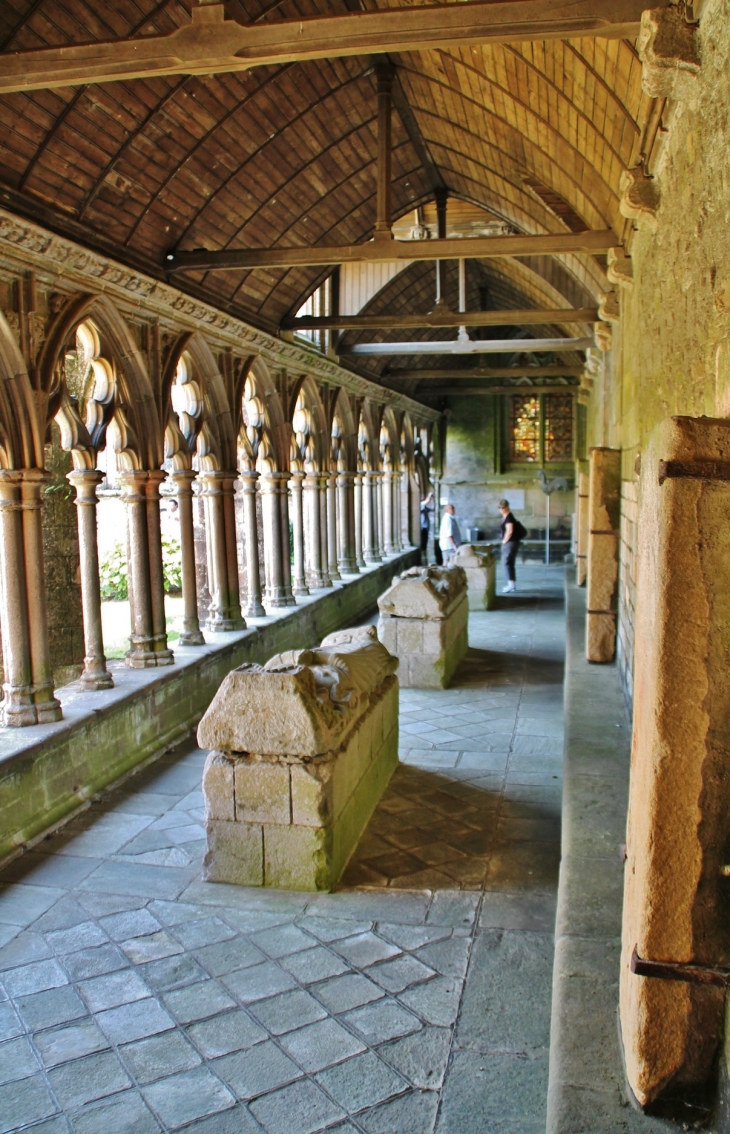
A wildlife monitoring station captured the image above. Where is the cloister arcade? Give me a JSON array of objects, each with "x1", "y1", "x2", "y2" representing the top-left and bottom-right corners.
[{"x1": 0, "y1": 296, "x2": 428, "y2": 730}]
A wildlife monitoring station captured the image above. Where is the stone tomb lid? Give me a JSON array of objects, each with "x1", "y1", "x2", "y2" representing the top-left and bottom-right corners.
[
  {"x1": 197, "y1": 626, "x2": 397, "y2": 758},
  {"x1": 453, "y1": 543, "x2": 495, "y2": 566},
  {"x1": 377, "y1": 565, "x2": 467, "y2": 620}
]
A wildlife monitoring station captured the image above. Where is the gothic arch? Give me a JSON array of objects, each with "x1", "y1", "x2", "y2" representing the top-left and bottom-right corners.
[{"x1": 0, "y1": 311, "x2": 44, "y2": 470}]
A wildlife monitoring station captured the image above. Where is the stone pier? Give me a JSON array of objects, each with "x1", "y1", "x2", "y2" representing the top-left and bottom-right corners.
[
  {"x1": 453, "y1": 543, "x2": 497, "y2": 610},
  {"x1": 586, "y1": 447, "x2": 621, "y2": 662},
  {"x1": 377, "y1": 565, "x2": 468, "y2": 688},
  {"x1": 620, "y1": 417, "x2": 730, "y2": 1108},
  {"x1": 199, "y1": 626, "x2": 399, "y2": 891},
  {"x1": 575, "y1": 459, "x2": 589, "y2": 587}
]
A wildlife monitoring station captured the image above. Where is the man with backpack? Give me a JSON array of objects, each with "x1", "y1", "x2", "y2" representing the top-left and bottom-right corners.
[{"x1": 498, "y1": 499, "x2": 526, "y2": 593}]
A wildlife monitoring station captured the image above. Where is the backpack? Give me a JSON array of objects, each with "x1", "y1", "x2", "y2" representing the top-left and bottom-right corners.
[{"x1": 512, "y1": 518, "x2": 527, "y2": 541}]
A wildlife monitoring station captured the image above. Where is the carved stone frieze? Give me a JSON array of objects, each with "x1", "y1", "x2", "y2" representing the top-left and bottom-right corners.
[
  {"x1": 637, "y1": 6, "x2": 701, "y2": 102},
  {"x1": 0, "y1": 207, "x2": 439, "y2": 426}
]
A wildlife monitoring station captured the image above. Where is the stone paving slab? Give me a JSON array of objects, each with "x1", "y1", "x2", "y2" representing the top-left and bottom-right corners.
[{"x1": 0, "y1": 564, "x2": 564, "y2": 1134}]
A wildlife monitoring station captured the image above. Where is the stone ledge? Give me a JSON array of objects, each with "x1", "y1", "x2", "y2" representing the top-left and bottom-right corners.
[
  {"x1": 0, "y1": 551, "x2": 417, "y2": 865},
  {"x1": 546, "y1": 569, "x2": 675, "y2": 1134}
]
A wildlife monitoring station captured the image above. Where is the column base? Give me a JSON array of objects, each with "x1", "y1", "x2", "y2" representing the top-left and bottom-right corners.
[
  {"x1": 293, "y1": 584, "x2": 310, "y2": 597},
  {"x1": 338, "y1": 559, "x2": 359, "y2": 575},
  {"x1": 364, "y1": 553, "x2": 382, "y2": 564},
  {"x1": 79, "y1": 668, "x2": 114, "y2": 691},
  {"x1": 205, "y1": 617, "x2": 245, "y2": 633},
  {"x1": 125, "y1": 643, "x2": 175, "y2": 668},
  {"x1": 244, "y1": 600, "x2": 267, "y2": 618},
  {"x1": 356, "y1": 556, "x2": 367, "y2": 569},
  {"x1": 178, "y1": 630, "x2": 206, "y2": 647},
  {"x1": 1, "y1": 683, "x2": 63, "y2": 726}
]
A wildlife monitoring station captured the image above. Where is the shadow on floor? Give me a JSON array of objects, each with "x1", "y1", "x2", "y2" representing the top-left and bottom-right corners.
[
  {"x1": 340, "y1": 764, "x2": 561, "y2": 892},
  {"x1": 453, "y1": 648, "x2": 564, "y2": 686}
]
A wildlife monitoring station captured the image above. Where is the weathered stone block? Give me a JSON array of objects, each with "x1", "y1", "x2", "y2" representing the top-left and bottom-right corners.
[
  {"x1": 202, "y1": 751, "x2": 235, "y2": 822},
  {"x1": 620, "y1": 416, "x2": 730, "y2": 1108},
  {"x1": 586, "y1": 448, "x2": 621, "y2": 663},
  {"x1": 452, "y1": 544, "x2": 497, "y2": 610},
  {"x1": 198, "y1": 626, "x2": 399, "y2": 891},
  {"x1": 203, "y1": 820, "x2": 263, "y2": 886},
  {"x1": 576, "y1": 462, "x2": 589, "y2": 587},
  {"x1": 235, "y1": 761, "x2": 291, "y2": 825},
  {"x1": 377, "y1": 566, "x2": 468, "y2": 689}
]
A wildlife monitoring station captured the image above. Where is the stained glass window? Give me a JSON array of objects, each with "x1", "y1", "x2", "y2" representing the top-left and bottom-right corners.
[
  {"x1": 544, "y1": 395, "x2": 573, "y2": 461},
  {"x1": 510, "y1": 395, "x2": 540, "y2": 462}
]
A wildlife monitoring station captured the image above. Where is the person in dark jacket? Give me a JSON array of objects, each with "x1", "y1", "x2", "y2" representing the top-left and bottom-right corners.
[{"x1": 499, "y1": 499, "x2": 522, "y2": 593}]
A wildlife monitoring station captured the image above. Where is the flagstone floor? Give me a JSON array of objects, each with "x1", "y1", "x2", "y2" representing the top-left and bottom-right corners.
[{"x1": 0, "y1": 564, "x2": 564, "y2": 1134}]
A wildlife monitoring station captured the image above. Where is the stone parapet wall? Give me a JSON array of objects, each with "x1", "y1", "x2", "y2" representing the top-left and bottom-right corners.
[
  {"x1": 0, "y1": 552, "x2": 416, "y2": 866},
  {"x1": 377, "y1": 565, "x2": 468, "y2": 688},
  {"x1": 198, "y1": 627, "x2": 399, "y2": 891}
]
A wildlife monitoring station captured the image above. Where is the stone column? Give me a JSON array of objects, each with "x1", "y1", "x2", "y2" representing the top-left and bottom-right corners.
[
  {"x1": 363, "y1": 471, "x2": 381, "y2": 563},
  {"x1": 337, "y1": 471, "x2": 358, "y2": 575},
  {"x1": 170, "y1": 470, "x2": 204, "y2": 646},
  {"x1": 0, "y1": 472, "x2": 34, "y2": 724},
  {"x1": 318, "y1": 474, "x2": 332, "y2": 588},
  {"x1": 144, "y1": 471, "x2": 174, "y2": 664},
  {"x1": 304, "y1": 472, "x2": 326, "y2": 588},
  {"x1": 586, "y1": 447, "x2": 621, "y2": 662},
  {"x1": 222, "y1": 475, "x2": 246, "y2": 626},
  {"x1": 199, "y1": 471, "x2": 230, "y2": 631},
  {"x1": 575, "y1": 459, "x2": 589, "y2": 587},
  {"x1": 239, "y1": 470, "x2": 265, "y2": 617},
  {"x1": 20, "y1": 470, "x2": 64, "y2": 718},
  {"x1": 290, "y1": 471, "x2": 309, "y2": 596},
  {"x1": 375, "y1": 471, "x2": 385, "y2": 558},
  {"x1": 277, "y1": 472, "x2": 295, "y2": 605},
  {"x1": 327, "y1": 471, "x2": 341, "y2": 581},
  {"x1": 394, "y1": 470, "x2": 404, "y2": 551},
  {"x1": 354, "y1": 472, "x2": 366, "y2": 568},
  {"x1": 259, "y1": 472, "x2": 288, "y2": 607},
  {"x1": 68, "y1": 469, "x2": 114, "y2": 688},
  {"x1": 120, "y1": 471, "x2": 154, "y2": 667},
  {"x1": 382, "y1": 471, "x2": 395, "y2": 554},
  {"x1": 620, "y1": 416, "x2": 730, "y2": 1108},
  {"x1": 0, "y1": 471, "x2": 63, "y2": 724}
]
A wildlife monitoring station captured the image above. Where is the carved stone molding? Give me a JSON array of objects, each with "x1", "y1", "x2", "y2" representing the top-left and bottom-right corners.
[
  {"x1": 598, "y1": 291, "x2": 620, "y2": 323},
  {"x1": 637, "y1": 6, "x2": 700, "y2": 101},
  {"x1": 607, "y1": 246, "x2": 634, "y2": 290},
  {"x1": 0, "y1": 209, "x2": 439, "y2": 426},
  {"x1": 619, "y1": 165, "x2": 660, "y2": 232}
]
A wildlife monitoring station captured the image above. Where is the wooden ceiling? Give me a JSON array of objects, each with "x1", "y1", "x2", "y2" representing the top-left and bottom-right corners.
[{"x1": 0, "y1": 0, "x2": 653, "y2": 389}]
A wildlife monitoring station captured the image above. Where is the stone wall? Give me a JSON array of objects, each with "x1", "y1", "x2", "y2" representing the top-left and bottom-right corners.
[
  {"x1": 596, "y1": 0, "x2": 730, "y2": 702},
  {"x1": 442, "y1": 395, "x2": 575, "y2": 554}
]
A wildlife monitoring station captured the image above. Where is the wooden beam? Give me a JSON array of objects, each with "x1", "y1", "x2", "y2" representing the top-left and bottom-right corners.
[
  {"x1": 341, "y1": 336, "x2": 592, "y2": 356},
  {"x1": 374, "y1": 61, "x2": 393, "y2": 242},
  {"x1": 417, "y1": 384, "x2": 579, "y2": 396},
  {"x1": 386, "y1": 366, "x2": 585, "y2": 379},
  {"x1": 0, "y1": 0, "x2": 658, "y2": 95},
  {"x1": 167, "y1": 230, "x2": 616, "y2": 273},
  {"x1": 283, "y1": 306, "x2": 599, "y2": 330}
]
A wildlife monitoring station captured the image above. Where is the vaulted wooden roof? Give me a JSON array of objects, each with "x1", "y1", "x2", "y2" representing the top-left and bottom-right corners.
[{"x1": 0, "y1": 0, "x2": 654, "y2": 392}]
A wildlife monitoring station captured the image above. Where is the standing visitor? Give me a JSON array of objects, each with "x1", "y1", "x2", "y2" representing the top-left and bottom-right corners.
[
  {"x1": 439, "y1": 503, "x2": 461, "y2": 563},
  {"x1": 420, "y1": 490, "x2": 434, "y2": 563},
  {"x1": 499, "y1": 498, "x2": 524, "y2": 593}
]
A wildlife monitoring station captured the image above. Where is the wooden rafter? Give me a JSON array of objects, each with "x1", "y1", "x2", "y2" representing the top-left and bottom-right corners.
[
  {"x1": 416, "y1": 384, "x2": 579, "y2": 395},
  {"x1": 167, "y1": 230, "x2": 616, "y2": 273},
  {"x1": 0, "y1": 0, "x2": 660, "y2": 96},
  {"x1": 283, "y1": 307, "x2": 599, "y2": 331}
]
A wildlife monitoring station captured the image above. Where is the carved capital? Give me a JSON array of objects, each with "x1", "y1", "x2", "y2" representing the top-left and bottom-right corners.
[
  {"x1": 619, "y1": 164, "x2": 660, "y2": 232},
  {"x1": 638, "y1": 6, "x2": 700, "y2": 101}
]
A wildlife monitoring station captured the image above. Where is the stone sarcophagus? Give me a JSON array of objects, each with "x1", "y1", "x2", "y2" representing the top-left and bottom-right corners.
[
  {"x1": 377, "y1": 565, "x2": 468, "y2": 688},
  {"x1": 452, "y1": 543, "x2": 497, "y2": 610},
  {"x1": 198, "y1": 626, "x2": 399, "y2": 892}
]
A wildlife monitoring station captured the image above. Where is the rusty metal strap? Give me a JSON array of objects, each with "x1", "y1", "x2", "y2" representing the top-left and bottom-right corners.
[
  {"x1": 631, "y1": 947, "x2": 730, "y2": 988},
  {"x1": 588, "y1": 529, "x2": 619, "y2": 535},
  {"x1": 658, "y1": 459, "x2": 730, "y2": 486},
  {"x1": 587, "y1": 609, "x2": 617, "y2": 616}
]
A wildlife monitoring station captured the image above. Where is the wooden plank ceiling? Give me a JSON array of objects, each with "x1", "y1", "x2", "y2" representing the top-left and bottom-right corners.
[{"x1": 0, "y1": 0, "x2": 652, "y2": 393}]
